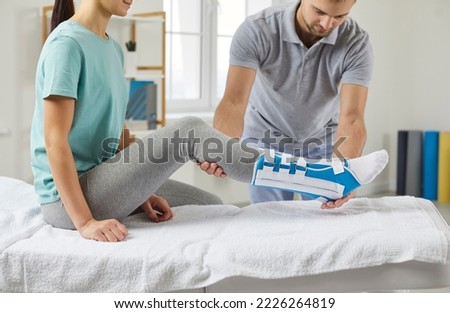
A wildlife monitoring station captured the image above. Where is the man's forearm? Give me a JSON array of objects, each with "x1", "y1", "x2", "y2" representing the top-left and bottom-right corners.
[
  {"x1": 334, "y1": 121, "x2": 367, "y2": 159},
  {"x1": 213, "y1": 101, "x2": 246, "y2": 139},
  {"x1": 336, "y1": 84, "x2": 369, "y2": 158}
]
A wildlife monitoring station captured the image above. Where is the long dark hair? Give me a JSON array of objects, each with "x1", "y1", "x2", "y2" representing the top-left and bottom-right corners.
[{"x1": 51, "y1": 0, "x2": 75, "y2": 31}]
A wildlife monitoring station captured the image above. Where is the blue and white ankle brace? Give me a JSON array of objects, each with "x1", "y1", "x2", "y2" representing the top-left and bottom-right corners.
[{"x1": 251, "y1": 150, "x2": 361, "y2": 202}]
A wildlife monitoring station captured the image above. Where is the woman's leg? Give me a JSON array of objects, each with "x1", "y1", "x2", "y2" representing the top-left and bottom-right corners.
[
  {"x1": 76, "y1": 116, "x2": 257, "y2": 223},
  {"x1": 42, "y1": 116, "x2": 254, "y2": 228},
  {"x1": 40, "y1": 200, "x2": 76, "y2": 229},
  {"x1": 41, "y1": 179, "x2": 224, "y2": 229},
  {"x1": 153, "y1": 179, "x2": 223, "y2": 206},
  {"x1": 127, "y1": 179, "x2": 223, "y2": 216}
]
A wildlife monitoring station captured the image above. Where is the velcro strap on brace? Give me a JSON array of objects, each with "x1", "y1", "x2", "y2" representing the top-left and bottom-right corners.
[{"x1": 331, "y1": 159, "x2": 345, "y2": 175}]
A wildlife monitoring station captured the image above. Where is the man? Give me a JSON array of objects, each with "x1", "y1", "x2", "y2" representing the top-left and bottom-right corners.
[{"x1": 200, "y1": 0, "x2": 373, "y2": 208}]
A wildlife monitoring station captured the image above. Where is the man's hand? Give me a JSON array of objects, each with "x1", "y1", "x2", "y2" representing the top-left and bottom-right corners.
[
  {"x1": 140, "y1": 194, "x2": 173, "y2": 223},
  {"x1": 197, "y1": 161, "x2": 227, "y2": 178},
  {"x1": 321, "y1": 192, "x2": 355, "y2": 209}
]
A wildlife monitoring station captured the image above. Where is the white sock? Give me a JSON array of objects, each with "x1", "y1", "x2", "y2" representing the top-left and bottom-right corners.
[{"x1": 347, "y1": 149, "x2": 389, "y2": 184}]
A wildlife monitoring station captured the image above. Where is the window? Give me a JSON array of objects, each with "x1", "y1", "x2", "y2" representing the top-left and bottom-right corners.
[{"x1": 164, "y1": 0, "x2": 273, "y2": 113}]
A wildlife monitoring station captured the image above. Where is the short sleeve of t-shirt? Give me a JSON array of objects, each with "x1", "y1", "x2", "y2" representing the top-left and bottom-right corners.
[
  {"x1": 229, "y1": 18, "x2": 268, "y2": 71},
  {"x1": 42, "y1": 36, "x2": 83, "y2": 100},
  {"x1": 341, "y1": 34, "x2": 374, "y2": 87}
]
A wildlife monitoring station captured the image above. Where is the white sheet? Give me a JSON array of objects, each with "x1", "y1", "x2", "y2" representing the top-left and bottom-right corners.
[{"x1": 0, "y1": 176, "x2": 448, "y2": 292}]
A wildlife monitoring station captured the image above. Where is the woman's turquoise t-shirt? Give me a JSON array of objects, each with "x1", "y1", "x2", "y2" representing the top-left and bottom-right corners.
[{"x1": 30, "y1": 21, "x2": 128, "y2": 204}]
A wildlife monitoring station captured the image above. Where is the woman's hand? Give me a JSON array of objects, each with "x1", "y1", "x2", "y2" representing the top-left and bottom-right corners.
[
  {"x1": 117, "y1": 126, "x2": 135, "y2": 152},
  {"x1": 140, "y1": 194, "x2": 173, "y2": 223},
  {"x1": 79, "y1": 218, "x2": 128, "y2": 242}
]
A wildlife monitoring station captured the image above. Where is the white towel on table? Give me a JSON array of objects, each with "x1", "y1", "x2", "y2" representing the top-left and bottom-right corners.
[
  {"x1": 0, "y1": 177, "x2": 448, "y2": 292},
  {"x1": 0, "y1": 177, "x2": 45, "y2": 252}
]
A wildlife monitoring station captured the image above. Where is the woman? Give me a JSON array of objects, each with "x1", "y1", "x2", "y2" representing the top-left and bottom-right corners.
[
  {"x1": 31, "y1": 0, "x2": 262, "y2": 242},
  {"x1": 30, "y1": 0, "x2": 388, "y2": 242}
]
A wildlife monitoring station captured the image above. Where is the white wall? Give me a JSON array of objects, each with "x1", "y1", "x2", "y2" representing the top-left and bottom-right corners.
[
  {"x1": 349, "y1": 0, "x2": 399, "y2": 195},
  {"x1": 2, "y1": 0, "x2": 450, "y2": 202},
  {"x1": 0, "y1": 0, "x2": 50, "y2": 182},
  {"x1": 351, "y1": 0, "x2": 450, "y2": 192}
]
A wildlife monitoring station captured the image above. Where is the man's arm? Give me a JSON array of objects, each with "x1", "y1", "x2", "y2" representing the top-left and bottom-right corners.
[
  {"x1": 334, "y1": 83, "x2": 369, "y2": 159},
  {"x1": 322, "y1": 83, "x2": 368, "y2": 209},
  {"x1": 198, "y1": 65, "x2": 256, "y2": 176},
  {"x1": 213, "y1": 65, "x2": 256, "y2": 138}
]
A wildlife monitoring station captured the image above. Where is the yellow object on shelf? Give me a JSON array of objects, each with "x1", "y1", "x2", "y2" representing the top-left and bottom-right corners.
[{"x1": 438, "y1": 132, "x2": 450, "y2": 203}]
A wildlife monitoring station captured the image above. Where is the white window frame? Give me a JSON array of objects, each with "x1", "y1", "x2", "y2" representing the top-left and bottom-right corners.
[
  {"x1": 165, "y1": 0, "x2": 277, "y2": 114},
  {"x1": 164, "y1": 0, "x2": 211, "y2": 113}
]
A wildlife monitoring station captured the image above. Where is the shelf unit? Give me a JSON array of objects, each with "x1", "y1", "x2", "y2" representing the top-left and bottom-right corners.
[{"x1": 41, "y1": 6, "x2": 166, "y2": 126}]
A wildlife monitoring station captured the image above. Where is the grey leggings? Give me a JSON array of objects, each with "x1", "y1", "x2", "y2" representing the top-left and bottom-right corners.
[{"x1": 41, "y1": 116, "x2": 259, "y2": 229}]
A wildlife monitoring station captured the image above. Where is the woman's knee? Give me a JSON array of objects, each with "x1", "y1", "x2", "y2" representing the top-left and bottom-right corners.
[
  {"x1": 201, "y1": 191, "x2": 223, "y2": 205},
  {"x1": 177, "y1": 116, "x2": 208, "y2": 131}
]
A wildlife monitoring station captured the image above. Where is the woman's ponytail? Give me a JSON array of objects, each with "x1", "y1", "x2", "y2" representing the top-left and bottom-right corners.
[{"x1": 51, "y1": 0, "x2": 75, "y2": 31}]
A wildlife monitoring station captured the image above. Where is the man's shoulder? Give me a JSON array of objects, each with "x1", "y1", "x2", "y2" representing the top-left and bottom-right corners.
[
  {"x1": 338, "y1": 17, "x2": 369, "y2": 40},
  {"x1": 246, "y1": 3, "x2": 291, "y2": 27}
]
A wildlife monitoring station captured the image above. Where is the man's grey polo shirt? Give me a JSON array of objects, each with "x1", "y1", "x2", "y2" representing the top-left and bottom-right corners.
[{"x1": 230, "y1": 1, "x2": 373, "y2": 152}]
